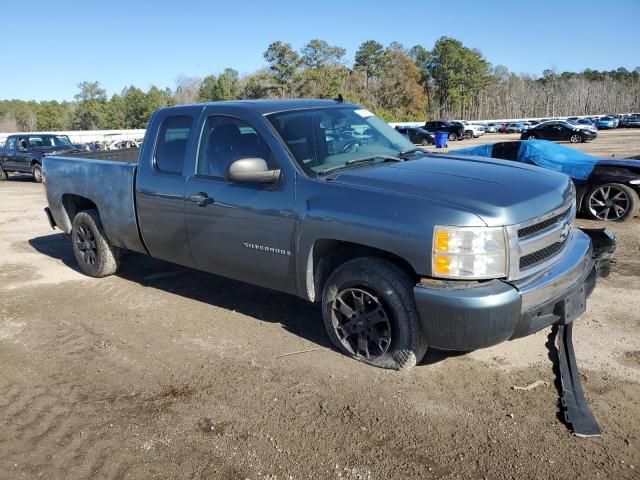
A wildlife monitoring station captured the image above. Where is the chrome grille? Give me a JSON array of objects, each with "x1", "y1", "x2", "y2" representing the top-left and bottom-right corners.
[{"x1": 506, "y1": 195, "x2": 576, "y2": 280}]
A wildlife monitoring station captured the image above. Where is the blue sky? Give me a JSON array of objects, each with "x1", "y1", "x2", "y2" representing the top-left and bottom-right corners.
[{"x1": 2, "y1": 0, "x2": 639, "y2": 101}]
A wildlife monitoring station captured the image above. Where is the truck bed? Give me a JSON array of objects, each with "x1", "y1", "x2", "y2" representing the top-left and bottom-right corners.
[
  {"x1": 64, "y1": 148, "x2": 140, "y2": 163},
  {"x1": 42, "y1": 154, "x2": 147, "y2": 254}
]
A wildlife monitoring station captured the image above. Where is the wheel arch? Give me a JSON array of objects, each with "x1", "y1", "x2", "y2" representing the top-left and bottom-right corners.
[
  {"x1": 61, "y1": 194, "x2": 99, "y2": 229},
  {"x1": 305, "y1": 239, "x2": 418, "y2": 302}
]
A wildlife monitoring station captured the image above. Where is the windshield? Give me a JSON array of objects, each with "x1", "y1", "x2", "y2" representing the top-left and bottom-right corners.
[
  {"x1": 27, "y1": 135, "x2": 72, "y2": 147},
  {"x1": 267, "y1": 107, "x2": 415, "y2": 177}
]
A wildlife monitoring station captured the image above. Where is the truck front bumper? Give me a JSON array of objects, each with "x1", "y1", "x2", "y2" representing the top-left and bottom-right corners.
[{"x1": 414, "y1": 229, "x2": 613, "y2": 351}]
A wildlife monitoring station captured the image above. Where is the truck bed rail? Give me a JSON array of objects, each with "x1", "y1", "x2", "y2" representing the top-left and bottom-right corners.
[{"x1": 64, "y1": 148, "x2": 139, "y2": 163}]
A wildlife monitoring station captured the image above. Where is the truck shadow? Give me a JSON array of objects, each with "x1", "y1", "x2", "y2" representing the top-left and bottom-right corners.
[{"x1": 28, "y1": 232, "x2": 462, "y2": 366}]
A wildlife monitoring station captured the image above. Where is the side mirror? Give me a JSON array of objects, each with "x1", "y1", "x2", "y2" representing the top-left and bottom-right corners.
[{"x1": 227, "y1": 158, "x2": 281, "y2": 185}]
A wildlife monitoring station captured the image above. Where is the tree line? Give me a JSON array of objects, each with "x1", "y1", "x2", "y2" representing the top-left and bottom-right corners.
[{"x1": 1, "y1": 36, "x2": 639, "y2": 132}]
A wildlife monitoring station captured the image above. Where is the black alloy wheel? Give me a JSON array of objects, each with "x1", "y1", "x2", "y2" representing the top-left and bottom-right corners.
[
  {"x1": 76, "y1": 224, "x2": 98, "y2": 266},
  {"x1": 330, "y1": 287, "x2": 392, "y2": 360}
]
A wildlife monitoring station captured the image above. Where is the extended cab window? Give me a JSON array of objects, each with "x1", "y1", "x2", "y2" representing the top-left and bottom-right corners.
[
  {"x1": 197, "y1": 116, "x2": 272, "y2": 177},
  {"x1": 5, "y1": 138, "x2": 16, "y2": 151},
  {"x1": 154, "y1": 115, "x2": 194, "y2": 174}
]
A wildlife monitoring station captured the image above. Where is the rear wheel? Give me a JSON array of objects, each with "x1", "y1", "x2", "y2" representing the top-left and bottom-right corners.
[
  {"x1": 585, "y1": 183, "x2": 639, "y2": 221},
  {"x1": 0, "y1": 166, "x2": 7, "y2": 181},
  {"x1": 322, "y1": 257, "x2": 428, "y2": 370},
  {"x1": 32, "y1": 163, "x2": 43, "y2": 183},
  {"x1": 569, "y1": 133, "x2": 583, "y2": 143},
  {"x1": 527, "y1": 134, "x2": 538, "y2": 140},
  {"x1": 71, "y1": 209, "x2": 121, "y2": 277},
  {"x1": 421, "y1": 138, "x2": 429, "y2": 146}
]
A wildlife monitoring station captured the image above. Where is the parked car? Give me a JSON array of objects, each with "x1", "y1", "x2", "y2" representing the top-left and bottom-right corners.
[
  {"x1": 596, "y1": 117, "x2": 616, "y2": 129},
  {"x1": 395, "y1": 126, "x2": 434, "y2": 145},
  {"x1": 567, "y1": 119, "x2": 597, "y2": 133},
  {"x1": 576, "y1": 118, "x2": 596, "y2": 128},
  {"x1": 625, "y1": 115, "x2": 640, "y2": 128},
  {"x1": 452, "y1": 140, "x2": 640, "y2": 221},
  {"x1": 521, "y1": 120, "x2": 597, "y2": 143},
  {"x1": 506, "y1": 123, "x2": 521, "y2": 133},
  {"x1": 498, "y1": 123, "x2": 509, "y2": 133},
  {"x1": 42, "y1": 99, "x2": 608, "y2": 370},
  {"x1": 450, "y1": 120, "x2": 484, "y2": 138},
  {"x1": 423, "y1": 120, "x2": 466, "y2": 141},
  {"x1": 484, "y1": 123, "x2": 498, "y2": 133},
  {"x1": 107, "y1": 139, "x2": 141, "y2": 150},
  {"x1": 0, "y1": 134, "x2": 81, "y2": 182}
]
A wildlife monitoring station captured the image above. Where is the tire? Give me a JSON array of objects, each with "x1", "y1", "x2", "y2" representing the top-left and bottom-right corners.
[
  {"x1": 585, "y1": 183, "x2": 639, "y2": 222},
  {"x1": 321, "y1": 257, "x2": 428, "y2": 370},
  {"x1": 527, "y1": 134, "x2": 537, "y2": 140},
  {"x1": 0, "y1": 166, "x2": 7, "y2": 181},
  {"x1": 448, "y1": 132, "x2": 457, "y2": 142},
  {"x1": 421, "y1": 138, "x2": 429, "y2": 146},
  {"x1": 569, "y1": 133, "x2": 583, "y2": 143},
  {"x1": 71, "y1": 209, "x2": 121, "y2": 277},
  {"x1": 32, "y1": 163, "x2": 43, "y2": 183}
]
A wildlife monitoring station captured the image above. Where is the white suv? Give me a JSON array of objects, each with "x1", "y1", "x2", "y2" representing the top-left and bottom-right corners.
[{"x1": 450, "y1": 120, "x2": 485, "y2": 138}]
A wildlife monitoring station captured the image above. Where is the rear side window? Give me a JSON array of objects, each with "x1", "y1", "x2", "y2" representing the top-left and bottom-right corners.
[{"x1": 154, "y1": 115, "x2": 194, "y2": 174}]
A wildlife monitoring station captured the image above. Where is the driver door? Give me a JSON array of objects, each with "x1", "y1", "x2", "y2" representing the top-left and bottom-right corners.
[
  {"x1": 2, "y1": 137, "x2": 18, "y2": 170},
  {"x1": 184, "y1": 111, "x2": 298, "y2": 294}
]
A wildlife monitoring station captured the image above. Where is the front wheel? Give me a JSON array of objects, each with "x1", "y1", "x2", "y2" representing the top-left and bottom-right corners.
[
  {"x1": 322, "y1": 257, "x2": 428, "y2": 370},
  {"x1": 32, "y1": 163, "x2": 43, "y2": 183},
  {"x1": 448, "y1": 132, "x2": 457, "y2": 142},
  {"x1": 71, "y1": 209, "x2": 121, "y2": 277},
  {"x1": 421, "y1": 138, "x2": 429, "y2": 146},
  {"x1": 527, "y1": 134, "x2": 537, "y2": 140},
  {"x1": 585, "y1": 183, "x2": 639, "y2": 221},
  {"x1": 569, "y1": 133, "x2": 583, "y2": 143},
  {"x1": 0, "y1": 166, "x2": 7, "y2": 181}
]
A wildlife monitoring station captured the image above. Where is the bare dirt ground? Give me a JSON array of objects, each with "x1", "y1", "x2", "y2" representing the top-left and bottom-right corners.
[{"x1": 1, "y1": 129, "x2": 640, "y2": 479}]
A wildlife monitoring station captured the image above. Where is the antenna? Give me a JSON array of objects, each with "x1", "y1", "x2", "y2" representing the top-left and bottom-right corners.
[{"x1": 335, "y1": 94, "x2": 344, "y2": 103}]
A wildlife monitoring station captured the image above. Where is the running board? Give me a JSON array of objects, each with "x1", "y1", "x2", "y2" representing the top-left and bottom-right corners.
[{"x1": 556, "y1": 323, "x2": 601, "y2": 437}]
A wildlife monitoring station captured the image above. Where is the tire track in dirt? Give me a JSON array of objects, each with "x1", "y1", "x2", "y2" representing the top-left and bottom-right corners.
[{"x1": 0, "y1": 313, "x2": 138, "y2": 479}]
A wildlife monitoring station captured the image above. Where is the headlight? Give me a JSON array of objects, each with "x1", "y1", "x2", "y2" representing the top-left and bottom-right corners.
[
  {"x1": 629, "y1": 179, "x2": 640, "y2": 185},
  {"x1": 432, "y1": 226, "x2": 508, "y2": 279}
]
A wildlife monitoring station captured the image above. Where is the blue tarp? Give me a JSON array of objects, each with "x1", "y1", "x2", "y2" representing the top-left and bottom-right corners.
[{"x1": 450, "y1": 140, "x2": 598, "y2": 180}]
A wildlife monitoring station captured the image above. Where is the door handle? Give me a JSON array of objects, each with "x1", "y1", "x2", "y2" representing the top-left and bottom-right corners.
[{"x1": 189, "y1": 192, "x2": 214, "y2": 207}]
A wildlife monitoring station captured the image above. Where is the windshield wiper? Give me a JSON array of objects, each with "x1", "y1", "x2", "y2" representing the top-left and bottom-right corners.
[
  {"x1": 345, "y1": 155, "x2": 402, "y2": 165},
  {"x1": 319, "y1": 155, "x2": 402, "y2": 176}
]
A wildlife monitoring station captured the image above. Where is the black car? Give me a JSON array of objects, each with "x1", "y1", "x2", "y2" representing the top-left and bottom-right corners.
[
  {"x1": 394, "y1": 126, "x2": 435, "y2": 145},
  {"x1": 452, "y1": 140, "x2": 640, "y2": 221},
  {"x1": 521, "y1": 120, "x2": 597, "y2": 143},
  {"x1": 626, "y1": 116, "x2": 640, "y2": 128},
  {"x1": 0, "y1": 134, "x2": 80, "y2": 182},
  {"x1": 423, "y1": 121, "x2": 466, "y2": 141}
]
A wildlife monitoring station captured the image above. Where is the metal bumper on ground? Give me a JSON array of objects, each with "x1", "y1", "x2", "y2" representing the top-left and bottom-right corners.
[{"x1": 414, "y1": 229, "x2": 612, "y2": 351}]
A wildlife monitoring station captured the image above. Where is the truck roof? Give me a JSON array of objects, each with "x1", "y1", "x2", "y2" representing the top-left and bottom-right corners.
[{"x1": 166, "y1": 99, "x2": 359, "y2": 115}]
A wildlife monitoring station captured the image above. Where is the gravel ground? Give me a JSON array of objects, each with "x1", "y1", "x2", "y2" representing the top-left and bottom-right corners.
[{"x1": 1, "y1": 130, "x2": 639, "y2": 479}]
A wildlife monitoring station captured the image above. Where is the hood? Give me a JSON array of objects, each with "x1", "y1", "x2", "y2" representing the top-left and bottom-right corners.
[
  {"x1": 330, "y1": 154, "x2": 572, "y2": 227},
  {"x1": 595, "y1": 157, "x2": 640, "y2": 169}
]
